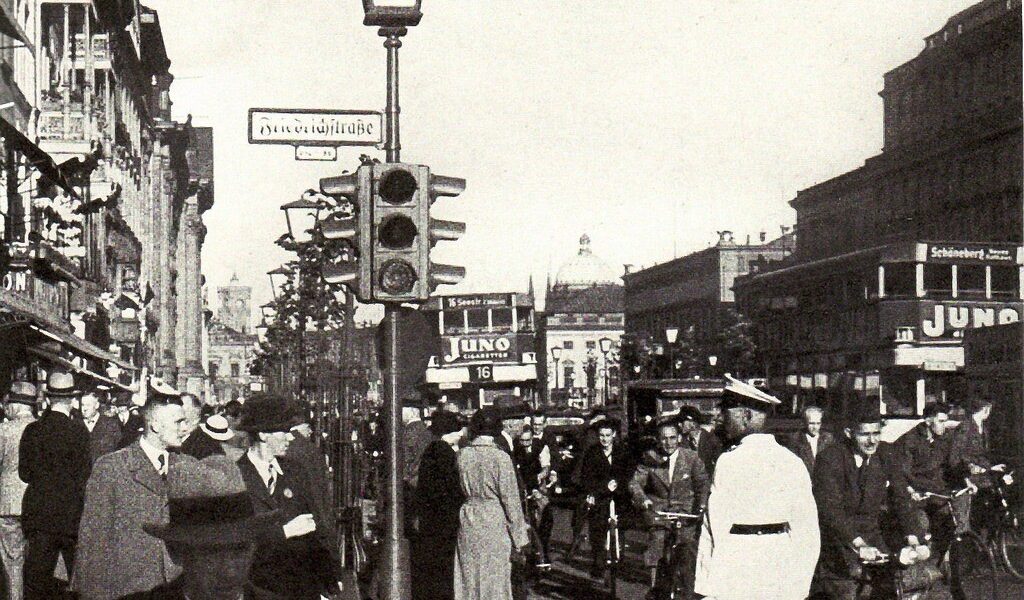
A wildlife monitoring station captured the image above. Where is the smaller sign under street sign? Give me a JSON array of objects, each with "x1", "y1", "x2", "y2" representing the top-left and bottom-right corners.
[
  {"x1": 295, "y1": 146, "x2": 337, "y2": 161},
  {"x1": 248, "y1": 108, "x2": 383, "y2": 146}
]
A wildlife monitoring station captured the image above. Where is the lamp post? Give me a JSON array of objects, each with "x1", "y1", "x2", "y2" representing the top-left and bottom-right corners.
[
  {"x1": 665, "y1": 327, "x2": 679, "y2": 379},
  {"x1": 599, "y1": 337, "x2": 612, "y2": 405},
  {"x1": 280, "y1": 194, "x2": 324, "y2": 246},
  {"x1": 550, "y1": 346, "x2": 563, "y2": 402},
  {"x1": 361, "y1": 3, "x2": 424, "y2": 597},
  {"x1": 708, "y1": 355, "x2": 718, "y2": 378}
]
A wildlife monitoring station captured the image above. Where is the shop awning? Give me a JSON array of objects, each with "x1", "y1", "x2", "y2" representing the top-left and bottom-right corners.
[
  {"x1": 0, "y1": 118, "x2": 79, "y2": 200},
  {"x1": 27, "y1": 346, "x2": 135, "y2": 393},
  {"x1": 0, "y1": 4, "x2": 34, "y2": 54},
  {"x1": 29, "y1": 324, "x2": 136, "y2": 371}
]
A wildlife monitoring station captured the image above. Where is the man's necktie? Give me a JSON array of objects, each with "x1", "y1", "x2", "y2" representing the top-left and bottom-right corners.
[
  {"x1": 157, "y1": 454, "x2": 167, "y2": 480},
  {"x1": 268, "y1": 468, "x2": 277, "y2": 495},
  {"x1": 689, "y1": 434, "x2": 699, "y2": 450}
]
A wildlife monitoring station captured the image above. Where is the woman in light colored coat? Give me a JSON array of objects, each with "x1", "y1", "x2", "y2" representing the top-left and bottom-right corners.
[{"x1": 453, "y1": 408, "x2": 529, "y2": 600}]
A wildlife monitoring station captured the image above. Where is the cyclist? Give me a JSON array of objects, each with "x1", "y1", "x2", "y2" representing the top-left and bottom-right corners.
[
  {"x1": 813, "y1": 404, "x2": 930, "y2": 599},
  {"x1": 629, "y1": 418, "x2": 709, "y2": 595},
  {"x1": 949, "y1": 397, "x2": 1008, "y2": 533}
]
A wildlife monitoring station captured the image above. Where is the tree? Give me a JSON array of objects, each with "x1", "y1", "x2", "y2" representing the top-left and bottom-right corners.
[{"x1": 714, "y1": 307, "x2": 760, "y2": 378}]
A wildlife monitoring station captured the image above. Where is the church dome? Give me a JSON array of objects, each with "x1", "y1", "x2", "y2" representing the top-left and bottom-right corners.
[{"x1": 554, "y1": 234, "x2": 619, "y2": 288}]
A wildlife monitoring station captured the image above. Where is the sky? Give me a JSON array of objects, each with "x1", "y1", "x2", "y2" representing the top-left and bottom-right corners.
[{"x1": 145, "y1": 0, "x2": 979, "y2": 315}]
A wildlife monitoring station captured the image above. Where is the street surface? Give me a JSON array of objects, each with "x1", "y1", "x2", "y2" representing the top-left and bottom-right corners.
[{"x1": 525, "y1": 507, "x2": 1024, "y2": 600}]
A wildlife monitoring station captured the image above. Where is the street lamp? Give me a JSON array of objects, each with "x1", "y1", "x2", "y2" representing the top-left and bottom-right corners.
[
  {"x1": 599, "y1": 337, "x2": 612, "y2": 405},
  {"x1": 267, "y1": 266, "x2": 292, "y2": 298},
  {"x1": 708, "y1": 355, "x2": 718, "y2": 378},
  {"x1": 551, "y1": 346, "x2": 563, "y2": 394},
  {"x1": 665, "y1": 327, "x2": 679, "y2": 379},
  {"x1": 280, "y1": 193, "x2": 325, "y2": 245},
  {"x1": 362, "y1": 0, "x2": 423, "y2": 28}
]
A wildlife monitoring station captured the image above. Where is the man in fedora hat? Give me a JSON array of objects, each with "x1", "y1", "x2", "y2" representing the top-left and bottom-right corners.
[
  {"x1": 76, "y1": 388, "x2": 124, "y2": 465},
  {"x1": 236, "y1": 394, "x2": 342, "y2": 599},
  {"x1": 0, "y1": 382, "x2": 38, "y2": 600},
  {"x1": 73, "y1": 394, "x2": 188, "y2": 599},
  {"x1": 694, "y1": 377, "x2": 820, "y2": 600},
  {"x1": 143, "y1": 454, "x2": 281, "y2": 600},
  {"x1": 18, "y1": 371, "x2": 91, "y2": 599}
]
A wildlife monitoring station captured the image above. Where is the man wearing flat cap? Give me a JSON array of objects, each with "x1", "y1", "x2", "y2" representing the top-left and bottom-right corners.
[
  {"x1": 694, "y1": 376, "x2": 819, "y2": 600},
  {"x1": 236, "y1": 394, "x2": 343, "y2": 599},
  {"x1": 676, "y1": 405, "x2": 722, "y2": 473},
  {"x1": 0, "y1": 381, "x2": 37, "y2": 600},
  {"x1": 19, "y1": 372, "x2": 91, "y2": 599}
]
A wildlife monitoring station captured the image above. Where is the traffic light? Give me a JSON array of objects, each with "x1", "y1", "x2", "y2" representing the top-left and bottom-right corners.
[
  {"x1": 368, "y1": 163, "x2": 466, "y2": 302},
  {"x1": 319, "y1": 166, "x2": 372, "y2": 301}
]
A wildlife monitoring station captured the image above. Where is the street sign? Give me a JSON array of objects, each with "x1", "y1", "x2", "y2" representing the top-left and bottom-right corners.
[
  {"x1": 295, "y1": 146, "x2": 337, "y2": 161},
  {"x1": 248, "y1": 108, "x2": 383, "y2": 146},
  {"x1": 468, "y1": 364, "x2": 494, "y2": 382}
]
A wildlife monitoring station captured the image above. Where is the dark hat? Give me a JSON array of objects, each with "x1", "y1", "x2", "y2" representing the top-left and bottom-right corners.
[
  {"x1": 143, "y1": 455, "x2": 277, "y2": 547},
  {"x1": 469, "y1": 406, "x2": 503, "y2": 438},
  {"x1": 675, "y1": 405, "x2": 701, "y2": 424},
  {"x1": 845, "y1": 402, "x2": 882, "y2": 428},
  {"x1": 45, "y1": 371, "x2": 81, "y2": 398},
  {"x1": 6, "y1": 381, "x2": 37, "y2": 406},
  {"x1": 589, "y1": 417, "x2": 620, "y2": 432},
  {"x1": 967, "y1": 397, "x2": 994, "y2": 414},
  {"x1": 429, "y1": 411, "x2": 462, "y2": 436},
  {"x1": 237, "y1": 394, "x2": 299, "y2": 433},
  {"x1": 718, "y1": 375, "x2": 781, "y2": 411}
]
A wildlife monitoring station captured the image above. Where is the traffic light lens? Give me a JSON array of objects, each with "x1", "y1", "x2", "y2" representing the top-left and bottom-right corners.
[
  {"x1": 378, "y1": 215, "x2": 418, "y2": 249},
  {"x1": 379, "y1": 259, "x2": 417, "y2": 295},
  {"x1": 377, "y1": 170, "x2": 418, "y2": 204}
]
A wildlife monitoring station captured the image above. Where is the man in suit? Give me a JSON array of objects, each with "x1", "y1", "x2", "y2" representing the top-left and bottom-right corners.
[
  {"x1": 0, "y1": 382, "x2": 38, "y2": 600},
  {"x1": 787, "y1": 405, "x2": 834, "y2": 475},
  {"x1": 236, "y1": 394, "x2": 342, "y2": 599},
  {"x1": 18, "y1": 372, "x2": 91, "y2": 600},
  {"x1": 677, "y1": 406, "x2": 722, "y2": 473},
  {"x1": 578, "y1": 419, "x2": 631, "y2": 579},
  {"x1": 630, "y1": 419, "x2": 709, "y2": 594},
  {"x1": 73, "y1": 394, "x2": 188, "y2": 599},
  {"x1": 514, "y1": 427, "x2": 554, "y2": 565},
  {"x1": 813, "y1": 405, "x2": 931, "y2": 599},
  {"x1": 76, "y1": 390, "x2": 123, "y2": 464},
  {"x1": 285, "y1": 407, "x2": 335, "y2": 556}
]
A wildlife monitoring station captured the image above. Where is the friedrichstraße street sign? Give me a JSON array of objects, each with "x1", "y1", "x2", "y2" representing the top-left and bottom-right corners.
[
  {"x1": 248, "y1": 108, "x2": 383, "y2": 146},
  {"x1": 295, "y1": 146, "x2": 338, "y2": 161}
]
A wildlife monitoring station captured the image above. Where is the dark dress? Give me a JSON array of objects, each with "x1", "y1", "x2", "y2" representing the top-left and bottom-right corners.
[{"x1": 411, "y1": 439, "x2": 464, "y2": 600}]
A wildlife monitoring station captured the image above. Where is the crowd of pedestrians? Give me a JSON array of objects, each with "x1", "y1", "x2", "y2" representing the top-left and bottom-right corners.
[{"x1": 0, "y1": 372, "x2": 343, "y2": 600}]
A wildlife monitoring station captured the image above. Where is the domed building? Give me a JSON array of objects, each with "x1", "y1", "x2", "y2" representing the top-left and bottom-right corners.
[{"x1": 540, "y1": 235, "x2": 624, "y2": 407}]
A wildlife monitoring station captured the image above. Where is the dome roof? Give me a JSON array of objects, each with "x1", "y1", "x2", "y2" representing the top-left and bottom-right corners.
[{"x1": 554, "y1": 234, "x2": 619, "y2": 288}]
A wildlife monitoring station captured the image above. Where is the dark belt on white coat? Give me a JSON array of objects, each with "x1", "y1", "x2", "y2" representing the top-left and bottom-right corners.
[{"x1": 729, "y1": 522, "x2": 790, "y2": 535}]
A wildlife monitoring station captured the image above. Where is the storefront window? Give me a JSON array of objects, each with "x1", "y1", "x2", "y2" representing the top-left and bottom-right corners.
[
  {"x1": 924, "y1": 264, "x2": 953, "y2": 297},
  {"x1": 991, "y1": 265, "x2": 1020, "y2": 299},
  {"x1": 957, "y1": 265, "x2": 986, "y2": 298},
  {"x1": 883, "y1": 263, "x2": 916, "y2": 297}
]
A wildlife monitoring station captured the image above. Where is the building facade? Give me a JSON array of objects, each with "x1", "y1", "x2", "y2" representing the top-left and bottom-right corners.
[
  {"x1": 208, "y1": 275, "x2": 257, "y2": 404},
  {"x1": 736, "y1": 0, "x2": 1022, "y2": 420},
  {"x1": 540, "y1": 234, "x2": 624, "y2": 408}
]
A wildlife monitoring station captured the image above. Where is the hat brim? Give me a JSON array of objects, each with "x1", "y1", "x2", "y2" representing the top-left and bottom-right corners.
[
  {"x1": 47, "y1": 389, "x2": 82, "y2": 398},
  {"x1": 200, "y1": 423, "x2": 235, "y2": 442},
  {"x1": 6, "y1": 395, "x2": 37, "y2": 406},
  {"x1": 143, "y1": 510, "x2": 279, "y2": 547},
  {"x1": 236, "y1": 417, "x2": 300, "y2": 434}
]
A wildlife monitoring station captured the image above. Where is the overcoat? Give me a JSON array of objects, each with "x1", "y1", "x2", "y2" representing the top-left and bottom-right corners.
[
  {"x1": 72, "y1": 441, "x2": 183, "y2": 599},
  {"x1": 786, "y1": 430, "x2": 835, "y2": 475},
  {"x1": 0, "y1": 415, "x2": 34, "y2": 516},
  {"x1": 453, "y1": 437, "x2": 529, "y2": 600},
  {"x1": 18, "y1": 410, "x2": 91, "y2": 535},
  {"x1": 80, "y1": 414, "x2": 124, "y2": 464}
]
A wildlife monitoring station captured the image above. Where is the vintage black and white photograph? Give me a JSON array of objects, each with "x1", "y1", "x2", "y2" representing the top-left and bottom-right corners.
[{"x1": 0, "y1": 1, "x2": 1021, "y2": 599}]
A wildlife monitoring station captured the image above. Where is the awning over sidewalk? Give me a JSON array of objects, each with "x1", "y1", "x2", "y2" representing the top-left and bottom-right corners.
[
  {"x1": 27, "y1": 346, "x2": 135, "y2": 393},
  {"x1": 29, "y1": 324, "x2": 135, "y2": 371},
  {"x1": 0, "y1": 117, "x2": 80, "y2": 199}
]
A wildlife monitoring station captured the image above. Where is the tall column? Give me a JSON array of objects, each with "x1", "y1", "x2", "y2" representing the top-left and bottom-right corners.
[{"x1": 176, "y1": 196, "x2": 205, "y2": 396}]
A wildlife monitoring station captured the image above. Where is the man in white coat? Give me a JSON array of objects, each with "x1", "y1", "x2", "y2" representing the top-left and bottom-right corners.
[{"x1": 694, "y1": 377, "x2": 820, "y2": 600}]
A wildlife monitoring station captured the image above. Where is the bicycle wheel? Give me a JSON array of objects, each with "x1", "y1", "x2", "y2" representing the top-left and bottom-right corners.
[
  {"x1": 998, "y1": 519, "x2": 1024, "y2": 581},
  {"x1": 948, "y1": 533, "x2": 997, "y2": 600}
]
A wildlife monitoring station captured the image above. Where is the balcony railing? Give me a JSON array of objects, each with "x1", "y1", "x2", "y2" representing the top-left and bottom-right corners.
[{"x1": 73, "y1": 33, "x2": 110, "y2": 65}]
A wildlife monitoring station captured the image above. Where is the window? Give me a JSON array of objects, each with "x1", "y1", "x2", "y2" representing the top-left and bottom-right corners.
[
  {"x1": 208, "y1": 361, "x2": 218, "y2": 377},
  {"x1": 491, "y1": 308, "x2": 513, "y2": 329},
  {"x1": 957, "y1": 265, "x2": 986, "y2": 297},
  {"x1": 230, "y1": 363, "x2": 240, "y2": 378},
  {"x1": 991, "y1": 266, "x2": 1019, "y2": 299},
  {"x1": 443, "y1": 310, "x2": 464, "y2": 334},
  {"x1": 924, "y1": 264, "x2": 953, "y2": 297},
  {"x1": 882, "y1": 263, "x2": 916, "y2": 297},
  {"x1": 563, "y1": 341, "x2": 574, "y2": 350},
  {"x1": 586, "y1": 340, "x2": 596, "y2": 350},
  {"x1": 466, "y1": 309, "x2": 489, "y2": 331}
]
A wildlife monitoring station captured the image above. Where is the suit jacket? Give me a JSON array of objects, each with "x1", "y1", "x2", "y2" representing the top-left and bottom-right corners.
[
  {"x1": 949, "y1": 417, "x2": 991, "y2": 478},
  {"x1": 787, "y1": 430, "x2": 835, "y2": 475},
  {"x1": 689, "y1": 428, "x2": 723, "y2": 472},
  {"x1": 80, "y1": 414, "x2": 124, "y2": 464},
  {"x1": 180, "y1": 427, "x2": 225, "y2": 460},
  {"x1": 18, "y1": 410, "x2": 91, "y2": 535},
  {"x1": 577, "y1": 444, "x2": 631, "y2": 507},
  {"x1": 629, "y1": 447, "x2": 709, "y2": 519},
  {"x1": 238, "y1": 454, "x2": 342, "y2": 599},
  {"x1": 0, "y1": 416, "x2": 34, "y2": 516},
  {"x1": 72, "y1": 441, "x2": 183, "y2": 600},
  {"x1": 894, "y1": 423, "x2": 955, "y2": 494},
  {"x1": 284, "y1": 435, "x2": 334, "y2": 542}
]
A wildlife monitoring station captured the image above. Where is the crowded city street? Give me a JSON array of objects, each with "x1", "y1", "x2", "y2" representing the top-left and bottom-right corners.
[{"x1": 0, "y1": 1, "x2": 1022, "y2": 599}]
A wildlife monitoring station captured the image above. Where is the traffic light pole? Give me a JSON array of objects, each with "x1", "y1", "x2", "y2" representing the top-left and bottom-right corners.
[{"x1": 379, "y1": 25, "x2": 410, "y2": 600}]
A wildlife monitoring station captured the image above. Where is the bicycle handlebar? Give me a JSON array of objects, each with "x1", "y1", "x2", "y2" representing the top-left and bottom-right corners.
[
  {"x1": 654, "y1": 510, "x2": 701, "y2": 521},
  {"x1": 922, "y1": 486, "x2": 972, "y2": 501}
]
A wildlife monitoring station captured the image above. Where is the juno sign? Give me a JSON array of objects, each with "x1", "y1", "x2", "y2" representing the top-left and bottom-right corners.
[{"x1": 248, "y1": 108, "x2": 383, "y2": 146}]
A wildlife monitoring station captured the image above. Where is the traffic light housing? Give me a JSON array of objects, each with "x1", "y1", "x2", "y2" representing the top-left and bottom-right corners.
[
  {"x1": 368, "y1": 163, "x2": 465, "y2": 302},
  {"x1": 319, "y1": 166, "x2": 372, "y2": 300}
]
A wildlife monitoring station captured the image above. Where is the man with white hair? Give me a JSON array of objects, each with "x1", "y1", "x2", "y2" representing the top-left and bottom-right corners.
[{"x1": 787, "y1": 405, "x2": 834, "y2": 475}]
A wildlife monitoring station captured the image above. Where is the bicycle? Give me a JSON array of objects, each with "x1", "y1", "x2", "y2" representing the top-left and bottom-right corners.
[
  {"x1": 854, "y1": 551, "x2": 943, "y2": 600},
  {"x1": 978, "y1": 469, "x2": 1024, "y2": 581},
  {"x1": 649, "y1": 510, "x2": 701, "y2": 600},
  {"x1": 922, "y1": 487, "x2": 997, "y2": 600}
]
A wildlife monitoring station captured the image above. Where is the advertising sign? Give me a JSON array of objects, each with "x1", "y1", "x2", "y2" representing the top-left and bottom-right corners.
[
  {"x1": 441, "y1": 294, "x2": 514, "y2": 310},
  {"x1": 920, "y1": 301, "x2": 1022, "y2": 338},
  {"x1": 926, "y1": 244, "x2": 1018, "y2": 264},
  {"x1": 443, "y1": 333, "x2": 518, "y2": 364},
  {"x1": 248, "y1": 108, "x2": 383, "y2": 146},
  {"x1": 1, "y1": 269, "x2": 69, "y2": 323}
]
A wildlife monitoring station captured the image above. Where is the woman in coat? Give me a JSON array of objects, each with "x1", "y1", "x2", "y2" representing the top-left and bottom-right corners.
[{"x1": 453, "y1": 407, "x2": 529, "y2": 600}]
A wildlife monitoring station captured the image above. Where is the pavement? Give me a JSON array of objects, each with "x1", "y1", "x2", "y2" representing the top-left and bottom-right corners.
[{"x1": 526, "y1": 506, "x2": 1024, "y2": 600}]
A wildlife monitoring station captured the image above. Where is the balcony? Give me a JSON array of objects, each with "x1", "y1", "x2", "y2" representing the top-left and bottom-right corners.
[
  {"x1": 73, "y1": 34, "x2": 111, "y2": 68},
  {"x1": 37, "y1": 91, "x2": 102, "y2": 155}
]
